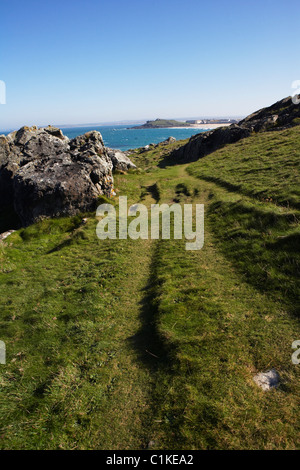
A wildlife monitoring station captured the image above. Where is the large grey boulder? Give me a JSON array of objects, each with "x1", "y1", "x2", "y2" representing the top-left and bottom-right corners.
[
  {"x1": 106, "y1": 147, "x2": 136, "y2": 171},
  {"x1": 0, "y1": 134, "x2": 23, "y2": 207},
  {"x1": 0, "y1": 126, "x2": 114, "y2": 226},
  {"x1": 172, "y1": 124, "x2": 251, "y2": 163}
]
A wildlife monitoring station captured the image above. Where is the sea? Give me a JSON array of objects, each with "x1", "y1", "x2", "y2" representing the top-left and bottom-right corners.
[
  {"x1": 60, "y1": 125, "x2": 208, "y2": 151},
  {"x1": 1, "y1": 124, "x2": 209, "y2": 151}
]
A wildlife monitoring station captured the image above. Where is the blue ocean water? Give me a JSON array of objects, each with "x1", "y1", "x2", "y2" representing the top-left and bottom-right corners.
[{"x1": 61, "y1": 125, "x2": 207, "y2": 151}]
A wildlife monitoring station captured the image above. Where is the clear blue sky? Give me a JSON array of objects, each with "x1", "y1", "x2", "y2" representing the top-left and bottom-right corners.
[{"x1": 1, "y1": 0, "x2": 300, "y2": 130}]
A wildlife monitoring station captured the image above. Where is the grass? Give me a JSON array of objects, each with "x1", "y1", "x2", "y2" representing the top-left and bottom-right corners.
[
  {"x1": 128, "y1": 137, "x2": 189, "y2": 170},
  {"x1": 0, "y1": 216, "x2": 156, "y2": 449},
  {"x1": 0, "y1": 125, "x2": 299, "y2": 449},
  {"x1": 187, "y1": 126, "x2": 300, "y2": 210},
  {"x1": 148, "y1": 234, "x2": 299, "y2": 449},
  {"x1": 187, "y1": 125, "x2": 300, "y2": 310}
]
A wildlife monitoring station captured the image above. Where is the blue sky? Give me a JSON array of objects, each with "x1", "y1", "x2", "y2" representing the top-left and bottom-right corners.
[{"x1": 0, "y1": 0, "x2": 300, "y2": 130}]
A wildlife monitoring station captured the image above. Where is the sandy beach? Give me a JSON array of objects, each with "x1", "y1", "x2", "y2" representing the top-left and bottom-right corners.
[{"x1": 170, "y1": 123, "x2": 233, "y2": 130}]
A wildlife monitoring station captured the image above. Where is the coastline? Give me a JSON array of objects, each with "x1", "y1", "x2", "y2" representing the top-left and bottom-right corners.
[{"x1": 168, "y1": 123, "x2": 232, "y2": 130}]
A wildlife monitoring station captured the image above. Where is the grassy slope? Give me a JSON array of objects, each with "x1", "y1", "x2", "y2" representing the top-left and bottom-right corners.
[
  {"x1": 187, "y1": 126, "x2": 300, "y2": 308},
  {"x1": 0, "y1": 128, "x2": 299, "y2": 449},
  {"x1": 187, "y1": 126, "x2": 300, "y2": 210}
]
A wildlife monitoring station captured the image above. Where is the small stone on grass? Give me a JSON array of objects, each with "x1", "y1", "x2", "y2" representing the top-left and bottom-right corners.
[{"x1": 253, "y1": 368, "x2": 280, "y2": 391}]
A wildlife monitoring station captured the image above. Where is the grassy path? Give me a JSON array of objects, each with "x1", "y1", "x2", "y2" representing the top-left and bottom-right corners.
[
  {"x1": 0, "y1": 217, "x2": 159, "y2": 449},
  {"x1": 119, "y1": 163, "x2": 300, "y2": 449}
]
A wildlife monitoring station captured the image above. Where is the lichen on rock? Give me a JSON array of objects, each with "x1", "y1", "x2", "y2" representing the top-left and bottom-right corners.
[{"x1": 0, "y1": 126, "x2": 123, "y2": 226}]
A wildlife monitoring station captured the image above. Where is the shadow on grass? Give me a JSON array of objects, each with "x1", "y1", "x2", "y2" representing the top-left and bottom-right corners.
[
  {"x1": 158, "y1": 151, "x2": 198, "y2": 169},
  {"x1": 267, "y1": 231, "x2": 300, "y2": 253},
  {"x1": 146, "y1": 183, "x2": 161, "y2": 203},
  {"x1": 126, "y1": 242, "x2": 181, "y2": 448},
  {"x1": 128, "y1": 242, "x2": 176, "y2": 373},
  {"x1": 47, "y1": 237, "x2": 74, "y2": 254},
  {"x1": 193, "y1": 174, "x2": 300, "y2": 211},
  {"x1": 208, "y1": 200, "x2": 300, "y2": 318},
  {"x1": 46, "y1": 230, "x2": 88, "y2": 254}
]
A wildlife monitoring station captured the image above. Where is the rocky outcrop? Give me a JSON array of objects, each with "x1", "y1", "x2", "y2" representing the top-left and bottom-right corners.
[
  {"x1": 0, "y1": 126, "x2": 115, "y2": 226},
  {"x1": 106, "y1": 148, "x2": 136, "y2": 172},
  {"x1": 137, "y1": 137, "x2": 177, "y2": 154},
  {"x1": 162, "y1": 136, "x2": 176, "y2": 145},
  {"x1": 170, "y1": 95, "x2": 300, "y2": 164},
  {"x1": 238, "y1": 95, "x2": 300, "y2": 130},
  {"x1": 171, "y1": 125, "x2": 251, "y2": 164},
  {"x1": 0, "y1": 230, "x2": 15, "y2": 241}
]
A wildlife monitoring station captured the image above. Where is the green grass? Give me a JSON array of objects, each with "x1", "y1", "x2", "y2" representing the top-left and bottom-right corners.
[
  {"x1": 0, "y1": 125, "x2": 299, "y2": 449},
  {"x1": 147, "y1": 235, "x2": 299, "y2": 449},
  {"x1": 187, "y1": 126, "x2": 300, "y2": 210},
  {"x1": 187, "y1": 125, "x2": 300, "y2": 310},
  {"x1": 128, "y1": 138, "x2": 189, "y2": 170},
  {"x1": 0, "y1": 216, "x2": 157, "y2": 449}
]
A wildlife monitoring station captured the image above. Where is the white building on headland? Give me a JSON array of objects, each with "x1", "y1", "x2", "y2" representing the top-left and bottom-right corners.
[{"x1": 186, "y1": 119, "x2": 237, "y2": 124}]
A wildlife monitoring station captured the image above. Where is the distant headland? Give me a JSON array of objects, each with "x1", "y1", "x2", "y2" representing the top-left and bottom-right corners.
[
  {"x1": 131, "y1": 118, "x2": 238, "y2": 129},
  {"x1": 131, "y1": 119, "x2": 191, "y2": 129}
]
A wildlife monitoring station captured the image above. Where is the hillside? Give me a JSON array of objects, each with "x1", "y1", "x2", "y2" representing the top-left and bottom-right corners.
[
  {"x1": 0, "y1": 122, "x2": 299, "y2": 449},
  {"x1": 169, "y1": 94, "x2": 300, "y2": 164},
  {"x1": 131, "y1": 118, "x2": 190, "y2": 129}
]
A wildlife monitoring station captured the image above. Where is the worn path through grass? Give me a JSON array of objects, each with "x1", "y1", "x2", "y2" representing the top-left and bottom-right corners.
[
  {"x1": 119, "y1": 159, "x2": 300, "y2": 449},
  {"x1": 0, "y1": 217, "x2": 160, "y2": 449}
]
